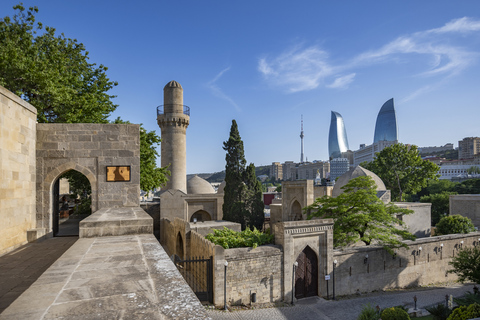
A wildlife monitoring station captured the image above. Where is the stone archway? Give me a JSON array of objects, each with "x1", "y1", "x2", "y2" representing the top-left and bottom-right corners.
[
  {"x1": 190, "y1": 210, "x2": 212, "y2": 223},
  {"x1": 291, "y1": 200, "x2": 302, "y2": 221},
  {"x1": 40, "y1": 162, "x2": 97, "y2": 234},
  {"x1": 295, "y1": 246, "x2": 318, "y2": 299}
]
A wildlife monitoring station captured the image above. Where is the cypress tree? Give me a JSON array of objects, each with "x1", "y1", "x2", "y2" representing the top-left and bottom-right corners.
[
  {"x1": 222, "y1": 120, "x2": 247, "y2": 227},
  {"x1": 244, "y1": 163, "x2": 265, "y2": 230},
  {"x1": 222, "y1": 120, "x2": 265, "y2": 230}
]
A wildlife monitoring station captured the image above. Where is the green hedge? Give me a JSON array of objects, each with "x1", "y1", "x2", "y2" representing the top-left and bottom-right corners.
[{"x1": 205, "y1": 227, "x2": 274, "y2": 249}]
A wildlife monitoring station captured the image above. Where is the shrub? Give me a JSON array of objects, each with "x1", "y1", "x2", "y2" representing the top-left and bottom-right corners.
[
  {"x1": 447, "y1": 303, "x2": 480, "y2": 320},
  {"x1": 435, "y1": 215, "x2": 475, "y2": 235},
  {"x1": 380, "y1": 307, "x2": 410, "y2": 320},
  {"x1": 204, "y1": 227, "x2": 274, "y2": 249},
  {"x1": 425, "y1": 303, "x2": 452, "y2": 320},
  {"x1": 357, "y1": 303, "x2": 380, "y2": 320},
  {"x1": 454, "y1": 290, "x2": 480, "y2": 307}
]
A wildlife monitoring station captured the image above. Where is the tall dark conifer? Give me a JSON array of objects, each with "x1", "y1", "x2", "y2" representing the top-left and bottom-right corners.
[
  {"x1": 222, "y1": 120, "x2": 247, "y2": 226},
  {"x1": 244, "y1": 163, "x2": 265, "y2": 230}
]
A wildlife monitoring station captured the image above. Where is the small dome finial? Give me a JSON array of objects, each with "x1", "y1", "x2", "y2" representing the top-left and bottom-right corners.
[{"x1": 164, "y1": 80, "x2": 182, "y2": 89}]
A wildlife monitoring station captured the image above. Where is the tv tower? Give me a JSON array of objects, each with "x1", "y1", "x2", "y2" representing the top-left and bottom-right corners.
[{"x1": 300, "y1": 115, "x2": 304, "y2": 163}]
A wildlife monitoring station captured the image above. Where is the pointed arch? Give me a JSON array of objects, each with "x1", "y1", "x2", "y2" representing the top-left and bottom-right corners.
[
  {"x1": 39, "y1": 161, "x2": 97, "y2": 232},
  {"x1": 295, "y1": 245, "x2": 319, "y2": 299},
  {"x1": 190, "y1": 210, "x2": 212, "y2": 223},
  {"x1": 291, "y1": 200, "x2": 303, "y2": 221}
]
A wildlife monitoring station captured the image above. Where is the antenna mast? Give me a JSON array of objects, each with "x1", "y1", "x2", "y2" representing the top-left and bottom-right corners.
[{"x1": 300, "y1": 115, "x2": 304, "y2": 163}]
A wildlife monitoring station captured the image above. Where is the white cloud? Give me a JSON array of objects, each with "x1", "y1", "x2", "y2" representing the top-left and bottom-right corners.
[
  {"x1": 327, "y1": 73, "x2": 356, "y2": 89},
  {"x1": 207, "y1": 67, "x2": 241, "y2": 112},
  {"x1": 258, "y1": 45, "x2": 334, "y2": 92},
  {"x1": 259, "y1": 17, "x2": 480, "y2": 96}
]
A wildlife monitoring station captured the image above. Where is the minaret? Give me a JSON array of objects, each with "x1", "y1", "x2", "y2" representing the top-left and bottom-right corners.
[
  {"x1": 157, "y1": 80, "x2": 190, "y2": 192},
  {"x1": 300, "y1": 115, "x2": 304, "y2": 163}
]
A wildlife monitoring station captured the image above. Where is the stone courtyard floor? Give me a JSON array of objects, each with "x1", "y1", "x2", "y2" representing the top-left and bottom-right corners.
[{"x1": 206, "y1": 283, "x2": 475, "y2": 319}]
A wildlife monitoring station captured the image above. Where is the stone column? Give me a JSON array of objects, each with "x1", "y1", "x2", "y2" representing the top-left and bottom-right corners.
[{"x1": 157, "y1": 81, "x2": 190, "y2": 193}]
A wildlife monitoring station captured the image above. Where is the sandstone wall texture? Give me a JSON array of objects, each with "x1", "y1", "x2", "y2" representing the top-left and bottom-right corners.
[
  {"x1": 0, "y1": 86, "x2": 37, "y2": 254},
  {"x1": 332, "y1": 232, "x2": 480, "y2": 296},
  {"x1": 224, "y1": 245, "x2": 283, "y2": 305},
  {"x1": 36, "y1": 123, "x2": 140, "y2": 231}
]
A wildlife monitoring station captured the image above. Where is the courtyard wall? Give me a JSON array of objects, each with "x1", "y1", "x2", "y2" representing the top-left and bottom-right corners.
[
  {"x1": 0, "y1": 86, "x2": 37, "y2": 254},
  {"x1": 332, "y1": 232, "x2": 480, "y2": 296}
]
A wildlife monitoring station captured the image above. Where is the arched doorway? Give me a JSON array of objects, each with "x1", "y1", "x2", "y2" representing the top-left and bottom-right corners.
[
  {"x1": 295, "y1": 246, "x2": 318, "y2": 299},
  {"x1": 291, "y1": 200, "x2": 302, "y2": 221},
  {"x1": 52, "y1": 170, "x2": 92, "y2": 237},
  {"x1": 176, "y1": 232, "x2": 184, "y2": 259},
  {"x1": 190, "y1": 210, "x2": 212, "y2": 223}
]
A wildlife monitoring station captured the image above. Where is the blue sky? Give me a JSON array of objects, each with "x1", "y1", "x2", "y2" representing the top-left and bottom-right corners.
[{"x1": 2, "y1": 1, "x2": 480, "y2": 174}]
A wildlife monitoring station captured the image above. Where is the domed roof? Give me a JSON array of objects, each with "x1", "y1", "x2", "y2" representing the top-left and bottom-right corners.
[
  {"x1": 217, "y1": 181, "x2": 226, "y2": 194},
  {"x1": 164, "y1": 80, "x2": 182, "y2": 89},
  {"x1": 187, "y1": 175, "x2": 215, "y2": 194},
  {"x1": 332, "y1": 165, "x2": 386, "y2": 197}
]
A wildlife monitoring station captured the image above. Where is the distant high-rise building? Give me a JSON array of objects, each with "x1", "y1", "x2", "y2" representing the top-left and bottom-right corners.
[
  {"x1": 330, "y1": 158, "x2": 350, "y2": 181},
  {"x1": 458, "y1": 137, "x2": 480, "y2": 159},
  {"x1": 373, "y1": 98, "x2": 398, "y2": 143},
  {"x1": 328, "y1": 111, "x2": 349, "y2": 160},
  {"x1": 270, "y1": 162, "x2": 283, "y2": 180},
  {"x1": 282, "y1": 161, "x2": 297, "y2": 181}
]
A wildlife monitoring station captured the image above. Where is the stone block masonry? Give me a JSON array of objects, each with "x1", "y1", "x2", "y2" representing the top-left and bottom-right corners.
[
  {"x1": 223, "y1": 245, "x2": 284, "y2": 305},
  {"x1": 36, "y1": 123, "x2": 141, "y2": 232},
  {"x1": 332, "y1": 232, "x2": 480, "y2": 296},
  {"x1": 0, "y1": 86, "x2": 37, "y2": 255}
]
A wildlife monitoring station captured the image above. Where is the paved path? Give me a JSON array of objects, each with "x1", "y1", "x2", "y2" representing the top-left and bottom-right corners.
[
  {"x1": 0, "y1": 237, "x2": 78, "y2": 314},
  {"x1": 0, "y1": 235, "x2": 207, "y2": 320},
  {"x1": 207, "y1": 283, "x2": 475, "y2": 320}
]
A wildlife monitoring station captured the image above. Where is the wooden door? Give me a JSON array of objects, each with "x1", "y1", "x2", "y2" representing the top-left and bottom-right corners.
[{"x1": 295, "y1": 246, "x2": 318, "y2": 299}]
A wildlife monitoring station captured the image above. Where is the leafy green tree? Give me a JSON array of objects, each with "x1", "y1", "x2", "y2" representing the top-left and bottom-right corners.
[
  {"x1": 446, "y1": 303, "x2": 480, "y2": 320},
  {"x1": 364, "y1": 143, "x2": 440, "y2": 201},
  {"x1": 305, "y1": 176, "x2": 415, "y2": 253},
  {"x1": 455, "y1": 178, "x2": 480, "y2": 194},
  {"x1": 244, "y1": 163, "x2": 265, "y2": 230},
  {"x1": 60, "y1": 170, "x2": 91, "y2": 199},
  {"x1": 113, "y1": 118, "x2": 169, "y2": 192},
  {"x1": 420, "y1": 191, "x2": 458, "y2": 225},
  {"x1": 467, "y1": 166, "x2": 480, "y2": 174},
  {"x1": 435, "y1": 215, "x2": 475, "y2": 235},
  {"x1": 205, "y1": 227, "x2": 273, "y2": 249},
  {"x1": 0, "y1": 4, "x2": 117, "y2": 123},
  {"x1": 412, "y1": 179, "x2": 457, "y2": 201}
]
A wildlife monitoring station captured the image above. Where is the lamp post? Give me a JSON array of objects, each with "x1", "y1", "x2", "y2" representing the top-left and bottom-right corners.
[
  {"x1": 224, "y1": 261, "x2": 228, "y2": 310},
  {"x1": 333, "y1": 259, "x2": 337, "y2": 300},
  {"x1": 292, "y1": 261, "x2": 298, "y2": 305}
]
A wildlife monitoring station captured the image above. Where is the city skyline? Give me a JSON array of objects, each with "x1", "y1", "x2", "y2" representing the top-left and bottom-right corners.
[{"x1": 1, "y1": 1, "x2": 479, "y2": 174}]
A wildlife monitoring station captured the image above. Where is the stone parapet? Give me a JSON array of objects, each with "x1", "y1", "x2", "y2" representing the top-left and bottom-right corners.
[{"x1": 79, "y1": 207, "x2": 153, "y2": 238}]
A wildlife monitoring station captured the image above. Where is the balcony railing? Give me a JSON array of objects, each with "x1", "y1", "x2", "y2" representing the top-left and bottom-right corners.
[{"x1": 157, "y1": 105, "x2": 190, "y2": 117}]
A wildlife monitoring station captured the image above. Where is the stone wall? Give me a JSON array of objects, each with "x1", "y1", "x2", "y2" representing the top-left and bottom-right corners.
[
  {"x1": 395, "y1": 202, "x2": 432, "y2": 238},
  {"x1": 36, "y1": 123, "x2": 140, "y2": 232},
  {"x1": 0, "y1": 86, "x2": 37, "y2": 254},
  {"x1": 332, "y1": 232, "x2": 480, "y2": 296},
  {"x1": 224, "y1": 245, "x2": 283, "y2": 305},
  {"x1": 450, "y1": 194, "x2": 480, "y2": 227},
  {"x1": 160, "y1": 217, "x2": 190, "y2": 258},
  {"x1": 141, "y1": 201, "x2": 160, "y2": 239}
]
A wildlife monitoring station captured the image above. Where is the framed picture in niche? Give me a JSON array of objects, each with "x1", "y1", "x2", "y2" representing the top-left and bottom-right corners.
[{"x1": 106, "y1": 166, "x2": 131, "y2": 182}]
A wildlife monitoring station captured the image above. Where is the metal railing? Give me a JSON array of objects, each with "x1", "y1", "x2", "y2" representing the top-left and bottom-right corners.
[{"x1": 157, "y1": 105, "x2": 190, "y2": 117}]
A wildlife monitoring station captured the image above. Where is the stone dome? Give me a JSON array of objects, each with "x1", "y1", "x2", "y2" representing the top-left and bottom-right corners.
[
  {"x1": 187, "y1": 175, "x2": 215, "y2": 194},
  {"x1": 164, "y1": 80, "x2": 182, "y2": 89},
  {"x1": 217, "y1": 181, "x2": 226, "y2": 194},
  {"x1": 332, "y1": 165, "x2": 386, "y2": 197}
]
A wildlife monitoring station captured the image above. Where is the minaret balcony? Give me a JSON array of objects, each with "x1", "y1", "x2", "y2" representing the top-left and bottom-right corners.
[{"x1": 157, "y1": 105, "x2": 190, "y2": 117}]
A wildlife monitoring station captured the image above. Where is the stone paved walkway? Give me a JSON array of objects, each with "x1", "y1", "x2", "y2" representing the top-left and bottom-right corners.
[
  {"x1": 0, "y1": 237, "x2": 78, "y2": 314},
  {"x1": 206, "y1": 283, "x2": 475, "y2": 320},
  {"x1": 0, "y1": 235, "x2": 208, "y2": 320}
]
